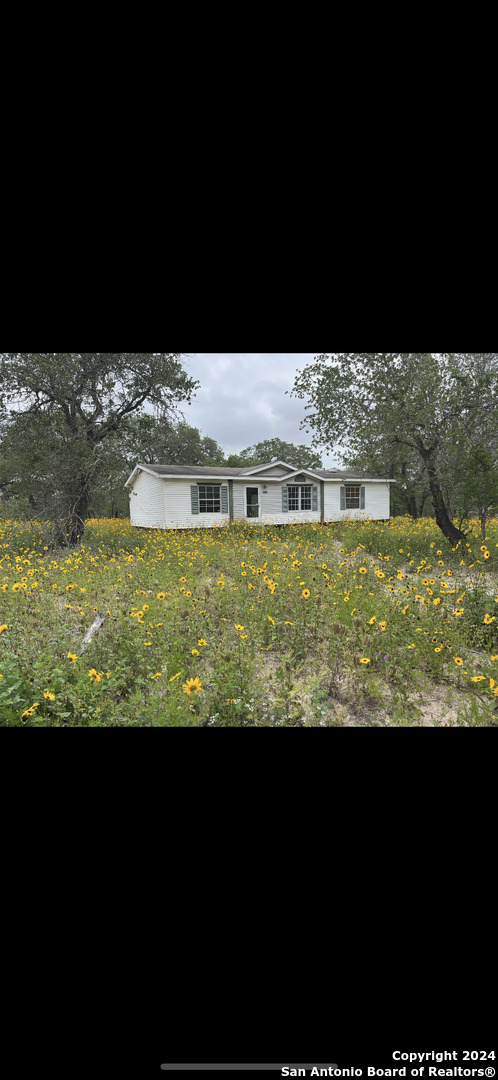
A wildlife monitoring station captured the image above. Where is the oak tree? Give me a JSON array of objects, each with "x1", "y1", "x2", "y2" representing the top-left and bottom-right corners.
[
  {"x1": 0, "y1": 353, "x2": 199, "y2": 544},
  {"x1": 290, "y1": 352, "x2": 498, "y2": 545}
]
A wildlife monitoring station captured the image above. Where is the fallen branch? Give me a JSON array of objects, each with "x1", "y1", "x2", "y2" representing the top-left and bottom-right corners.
[{"x1": 79, "y1": 612, "x2": 107, "y2": 655}]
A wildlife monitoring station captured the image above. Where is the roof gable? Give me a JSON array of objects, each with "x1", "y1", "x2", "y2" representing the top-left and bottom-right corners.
[
  {"x1": 280, "y1": 467, "x2": 326, "y2": 482},
  {"x1": 242, "y1": 460, "x2": 302, "y2": 477}
]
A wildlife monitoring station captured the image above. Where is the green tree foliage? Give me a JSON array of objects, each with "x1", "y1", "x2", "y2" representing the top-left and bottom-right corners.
[
  {"x1": 0, "y1": 353, "x2": 199, "y2": 544},
  {"x1": 105, "y1": 414, "x2": 225, "y2": 472},
  {"x1": 152, "y1": 419, "x2": 225, "y2": 467},
  {"x1": 223, "y1": 453, "x2": 248, "y2": 467},
  {"x1": 0, "y1": 409, "x2": 226, "y2": 522},
  {"x1": 448, "y1": 440, "x2": 498, "y2": 539},
  {"x1": 236, "y1": 437, "x2": 323, "y2": 470},
  {"x1": 89, "y1": 416, "x2": 226, "y2": 516},
  {"x1": 290, "y1": 352, "x2": 498, "y2": 544}
]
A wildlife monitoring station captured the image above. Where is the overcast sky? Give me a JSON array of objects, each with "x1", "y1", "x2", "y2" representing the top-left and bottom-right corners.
[{"x1": 176, "y1": 353, "x2": 341, "y2": 468}]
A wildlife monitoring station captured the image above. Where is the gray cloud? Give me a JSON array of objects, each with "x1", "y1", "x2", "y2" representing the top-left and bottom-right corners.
[{"x1": 175, "y1": 353, "x2": 340, "y2": 467}]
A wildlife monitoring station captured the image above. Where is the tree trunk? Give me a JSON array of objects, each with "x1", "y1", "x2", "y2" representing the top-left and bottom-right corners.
[
  {"x1": 408, "y1": 494, "x2": 418, "y2": 519},
  {"x1": 67, "y1": 490, "x2": 89, "y2": 545},
  {"x1": 419, "y1": 489, "x2": 430, "y2": 518},
  {"x1": 56, "y1": 478, "x2": 91, "y2": 546},
  {"x1": 480, "y1": 512, "x2": 487, "y2": 541},
  {"x1": 427, "y1": 471, "x2": 466, "y2": 544},
  {"x1": 416, "y1": 440, "x2": 467, "y2": 545}
]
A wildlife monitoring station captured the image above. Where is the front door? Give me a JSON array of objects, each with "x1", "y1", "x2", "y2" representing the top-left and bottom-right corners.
[{"x1": 246, "y1": 487, "x2": 259, "y2": 518}]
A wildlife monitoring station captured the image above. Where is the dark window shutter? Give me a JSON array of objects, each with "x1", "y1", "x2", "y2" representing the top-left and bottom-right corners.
[
  {"x1": 282, "y1": 486, "x2": 288, "y2": 512},
  {"x1": 191, "y1": 486, "x2": 199, "y2": 514},
  {"x1": 360, "y1": 486, "x2": 365, "y2": 509},
  {"x1": 312, "y1": 485, "x2": 318, "y2": 511},
  {"x1": 221, "y1": 485, "x2": 228, "y2": 513},
  {"x1": 340, "y1": 487, "x2": 346, "y2": 510}
]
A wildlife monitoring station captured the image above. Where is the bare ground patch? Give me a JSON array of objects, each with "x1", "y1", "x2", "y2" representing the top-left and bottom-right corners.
[{"x1": 252, "y1": 645, "x2": 495, "y2": 726}]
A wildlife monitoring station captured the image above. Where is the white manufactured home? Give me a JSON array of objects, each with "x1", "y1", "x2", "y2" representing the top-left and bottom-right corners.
[{"x1": 124, "y1": 461, "x2": 395, "y2": 529}]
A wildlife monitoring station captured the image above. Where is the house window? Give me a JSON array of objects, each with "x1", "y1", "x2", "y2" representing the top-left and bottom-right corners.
[
  {"x1": 288, "y1": 485, "x2": 312, "y2": 511},
  {"x1": 345, "y1": 485, "x2": 361, "y2": 509},
  {"x1": 198, "y1": 484, "x2": 221, "y2": 513}
]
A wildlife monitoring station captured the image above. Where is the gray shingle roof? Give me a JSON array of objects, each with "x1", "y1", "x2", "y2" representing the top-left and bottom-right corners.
[
  {"x1": 136, "y1": 464, "x2": 257, "y2": 476},
  {"x1": 136, "y1": 463, "x2": 386, "y2": 480},
  {"x1": 317, "y1": 470, "x2": 392, "y2": 479}
]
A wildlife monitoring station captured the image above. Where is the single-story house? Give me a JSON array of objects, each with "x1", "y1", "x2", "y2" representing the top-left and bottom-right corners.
[{"x1": 124, "y1": 461, "x2": 395, "y2": 529}]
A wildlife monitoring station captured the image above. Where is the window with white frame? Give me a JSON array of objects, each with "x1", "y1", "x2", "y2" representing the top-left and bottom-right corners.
[
  {"x1": 345, "y1": 485, "x2": 361, "y2": 509},
  {"x1": 287, "y1": 485, "x2": 312, "y2": 511},
  {"x1": 198, "y1": 484, "x2": 221, "y2": 513}
]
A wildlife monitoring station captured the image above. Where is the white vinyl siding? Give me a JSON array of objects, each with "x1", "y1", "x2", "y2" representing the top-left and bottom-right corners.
[
  {"x1": 324, "y1": 482, "x2": 390, "y2": 521},
  {"x1": 164, "y1": 480, "x2": 230, "y2": 528},
  {"x1": 129, "y1": 469, "x2": 166, "y2": 528},
  {"x1": 249, "y1": 465, "x2": 295, "y2": 477},
  {"x1": 233, "y1": 482, "x2": 246, "y2": 522}
]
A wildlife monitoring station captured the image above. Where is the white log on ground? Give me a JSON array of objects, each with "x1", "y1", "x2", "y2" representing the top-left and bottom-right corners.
[{"x1": 79, "y1": 612, "x2": 107, "y2": 655}]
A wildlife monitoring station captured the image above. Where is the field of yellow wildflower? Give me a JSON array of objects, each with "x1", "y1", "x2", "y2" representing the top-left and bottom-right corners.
[{"x1": 1, "y1": 515, "x2": 497, "y2": 725}]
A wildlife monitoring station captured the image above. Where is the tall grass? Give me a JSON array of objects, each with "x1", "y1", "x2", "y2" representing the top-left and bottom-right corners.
[{"x1": 0, "y1": 516, "x2": 497, "y2": 725}]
